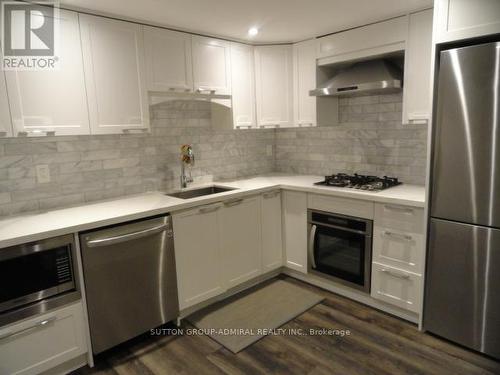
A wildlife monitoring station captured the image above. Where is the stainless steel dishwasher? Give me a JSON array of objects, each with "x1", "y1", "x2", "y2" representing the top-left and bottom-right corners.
[{"x1": 80, "y1": 215, "x2": 178, "y2": 354}]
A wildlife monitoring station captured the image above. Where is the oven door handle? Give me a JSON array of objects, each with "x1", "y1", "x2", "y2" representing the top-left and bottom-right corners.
[{"x1": 308, "y1": 225, "x2": 317, "y2": 269}]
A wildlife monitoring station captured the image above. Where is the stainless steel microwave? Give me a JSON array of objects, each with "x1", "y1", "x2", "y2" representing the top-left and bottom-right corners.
[{"x1": 0, "y1": 234, "x2": 80, "y2": 326}]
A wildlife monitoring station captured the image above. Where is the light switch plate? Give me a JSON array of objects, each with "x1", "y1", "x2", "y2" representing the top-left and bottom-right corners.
[{"x1": 36, "y1": 164, "x2": 51, "y2": 184}]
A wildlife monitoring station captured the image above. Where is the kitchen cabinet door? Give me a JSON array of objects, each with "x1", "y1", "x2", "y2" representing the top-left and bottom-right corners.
[
  {"x1": 402, "y1": 9, "x2": 433, "y2": 125},
  {"x1": 79, "y1": 14, "x2": 149, "y2": 135},
  {"x1": 0, "y1": 69, "x2": 12, "y2": 138},
  {"x1": 293, "y1": 39, "x2": 317, "y2": 127},
  {"x1": 317, "y1": 16, "x2": 407, "y2": 65},
  {"x1": 5, "y1": 10, "x2": 90, "y2": 136},
  {"x1": 192, "y1": 36, "x2": 231, "y2": 95},
  {"x1": 434, "y1": 0, "x2": 500, "y2": 44},
  {"x1": 172, "y1": 204, "x2": 225, "y2": 310},
  {"x1": 261, "y1": 191, "x2": 283, "y2": 271},
  {"x1": 282, "y1": 190, "x2": 308, "y2": 273},
  {"x1": 254, "y1": 45, "x2": 293, "y2": 128},
  {"x1": 143, "y1": 26, "x2": 193, "y2": 92},
  {"x1": 230, "y1": 42, "x2": 256, "y2": 129},
  {"x1": 0, "y1": 301, "x2": 87, "y2": 375},
  {"x1": 219, "y1": 196, "x2": 262, "y2": 288}
]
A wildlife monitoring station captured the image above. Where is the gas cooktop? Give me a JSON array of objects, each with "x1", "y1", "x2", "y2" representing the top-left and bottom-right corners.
[{"x1": 314, "y1": 173, "x2": 402, "y2": 192}]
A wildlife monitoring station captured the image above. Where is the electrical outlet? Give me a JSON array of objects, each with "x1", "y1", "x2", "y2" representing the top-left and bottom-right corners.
[
  {"x1": 36, "y1": 164, "x2": 51, "y2": 184},
  {"x1": 266, "y1": 145, "x2": 273, "y2": 156}
]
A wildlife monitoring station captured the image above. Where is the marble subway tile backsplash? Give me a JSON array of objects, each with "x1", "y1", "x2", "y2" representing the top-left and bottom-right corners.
[
  {"x1": 0, "y1": 100, "x2": 274, "y2": 217},
  {"x1": 275, "y1": 93, "x2": 428, "y2": 185},
  {"x1": 0, "y1": 93, "x2": 428, "y2": 218}
]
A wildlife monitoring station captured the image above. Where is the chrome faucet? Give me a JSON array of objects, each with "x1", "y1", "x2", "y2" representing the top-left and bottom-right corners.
[{"x1": 180, "y1": 145, "x2": 194, "y2": 188}]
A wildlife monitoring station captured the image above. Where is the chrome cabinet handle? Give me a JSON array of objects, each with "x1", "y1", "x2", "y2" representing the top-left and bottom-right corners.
[
  {"x1": 198, "y1": 205, "x2": 221, "y2": 214},
  {"x1": 262, "y1": 191, "x2": 280, "y2": 199},
  {"x1": 18, "y1": 130, "x2": 56, "y2": 136},
  {"x1": 196, "y1": 87, "x2": 216, "y2": 94},
  {"x1": 85, "y1": 224, "x2": 168, "y2": 247},
  {"x1": 236, "y1": 125, "x2": 253, "y2": 129},
  {"x1": 259, "y1": 124, "x2": 278, "y2": 128},
  {"x1": 224, "y1": 198, "x2": 244, "y2": 207},
  {"x1": 380, "y1": 268, "x2": 411, "y2": 280},
  {"x1": 383, "y1": 231, "x2": 413, "y2": 242},
  {"x1": 384, "y1": 205, "x2": 414, "y2": 214},
  {"x1": 308, "y1": 225, "x2": 317, "y2": 268},
  {"x1": 122, "y1": 128, "x2": 147, "y2": 134},
  {"x1": 0, "y1": 316, "x2": 57, "y2": 341}
]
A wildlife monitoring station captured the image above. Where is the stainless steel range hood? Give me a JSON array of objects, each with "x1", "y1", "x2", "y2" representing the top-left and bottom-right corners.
[{"x1": 310, "y1": 59, "x2": 402, "y2": 97}]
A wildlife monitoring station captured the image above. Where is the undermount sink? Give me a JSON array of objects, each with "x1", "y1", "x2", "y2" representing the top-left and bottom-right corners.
[{"x1": 166, "y1": 186, "x2": 236, "y2": 199}]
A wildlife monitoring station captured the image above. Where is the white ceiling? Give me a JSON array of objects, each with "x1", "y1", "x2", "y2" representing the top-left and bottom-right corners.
[{"x1": 61, "y1": 0, "x2": 433, "y2": 43}]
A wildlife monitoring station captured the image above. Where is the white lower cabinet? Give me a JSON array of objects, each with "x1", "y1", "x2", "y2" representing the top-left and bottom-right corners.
[
  {"x1": 371, "y1": 202, "x2": 424, "y2": 313},
  {"x1": 173, "y1": 203, "x2": 225, "y2": 310},
  {"x1": 173, "y1": 195, "x2": 264, "y2": 310},
  {"x1": 0, "y1": 301, "x2": 87, "y2": 375},
  {"x1": 372, "y1": 226, "x2": 424, "y2": 274},
  {"x1": 282, "y1": 191, "x2": 308, "y2": 273},
  {"x1": 261, "y1": 191, "x2": 283, "y2": 271},
  {"x1": 219, "y1": 196, "x2": 262, "y2": 288},
  {"x1": 371, "y1": 263, "x2": 421, "y2": 313}
]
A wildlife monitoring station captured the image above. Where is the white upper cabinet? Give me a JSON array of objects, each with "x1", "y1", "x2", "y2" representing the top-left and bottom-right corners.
[
  {"x1": 402, "y1": 9, "x2": 433, "y2": 125},
  {"x1": 434, "y1": 0, "x2": 500, "y2": 44},
  {"x1": 192, "y1": 36, "x2": 231, "y2": 95},
  {"x1": 5, "y1": 10, "x2": 90, "y2": 136},
  {"x1": 254, "y1": 45, "x2": 293, "y2": 128},
  {"x1": 143, "y1": 26, "x2": 193, "y2": 92},
  {"x1": 79, "y1": 14, "x2": 149, "y2": 134},
  {"x1": 230, "y1": 42, "x2": 256, "y2": 129},
  {"x1": 293, "y1": 39, "x2": 317, "y2": 127},
  {"x1": 317, "y1": 16, "x2": 408, "y2": 65},
  {"x1": 0, "y1": 70, "x2": 12, "y2": 138}
]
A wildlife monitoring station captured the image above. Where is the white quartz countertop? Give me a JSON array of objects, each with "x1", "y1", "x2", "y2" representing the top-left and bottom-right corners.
[{"x1": 0, "y1": 175, "x2": 425, "y2": 248}]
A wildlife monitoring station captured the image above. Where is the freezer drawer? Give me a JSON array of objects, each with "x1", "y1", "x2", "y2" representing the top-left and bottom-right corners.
[
  {"x1": 424, "y1": 218, "x2": 500, "y2": 359},
  {"x1": 80, "y1": 215, "x2": 178, "y2": 354}
]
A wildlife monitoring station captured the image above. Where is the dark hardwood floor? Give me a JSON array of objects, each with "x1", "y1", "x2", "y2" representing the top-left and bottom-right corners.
[{"x1": 73, "y1": 276, "x2": 500, "y2": 375}]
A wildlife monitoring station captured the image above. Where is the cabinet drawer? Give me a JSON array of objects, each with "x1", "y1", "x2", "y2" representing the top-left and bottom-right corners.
[
  {"x1": 308, "y1": 194, "x2": 374, "y2": 219},
  {"x1": 0, "y1": 302, "x2": 87, "y2": 375},
  {"x1": 371, "y1": 263, "x2": 421, "y2": 313},
  {"x1": 374, "y1": 203, "x2": 424, "y2": 233},
  {"x1": 373, "y1": 226, "x2": 424, "y2": 274}
]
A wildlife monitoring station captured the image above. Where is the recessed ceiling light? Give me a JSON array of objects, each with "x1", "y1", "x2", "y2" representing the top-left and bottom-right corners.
[{"x1": 248, "y1": 27, "x2": 259, "y2": 37}]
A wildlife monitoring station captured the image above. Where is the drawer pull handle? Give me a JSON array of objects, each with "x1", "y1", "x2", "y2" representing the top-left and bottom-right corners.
[
  {"x1": 0, "y1": 316, "x2": 57, "y2": 341},
  {"x1": 262, "y1": 191, "x2": 279, "y2": 199},
  {"x1": 224, "y1": 198, "x2": 244, "y2": 207},
  {"x1": 383, "y1": 231, "x2": 413, "y2": 241},
  {"x1": 380, "y1": 268, "x2": 411, "y2": 280},
  {"x1": 384, "y1": 205, "x2": 414, "y2": 214},
  {"x1": 199, "y1": 205, "x2": 221, "y2": 214}
]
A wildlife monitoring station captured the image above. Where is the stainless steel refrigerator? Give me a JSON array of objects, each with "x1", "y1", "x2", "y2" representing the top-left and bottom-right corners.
[{"x1": 424, "y1": 41, "x2": 500, "y2": 359}]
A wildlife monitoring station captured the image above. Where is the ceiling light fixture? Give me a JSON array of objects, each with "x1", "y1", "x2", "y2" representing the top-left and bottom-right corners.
[{"x1": 248, "y1": 27, "x2": 259, "y2": 37}]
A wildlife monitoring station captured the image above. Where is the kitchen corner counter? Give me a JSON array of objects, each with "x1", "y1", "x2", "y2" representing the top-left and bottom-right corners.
[{"x1": 0, "y1": 175, "x2": 425, "y2": 248}]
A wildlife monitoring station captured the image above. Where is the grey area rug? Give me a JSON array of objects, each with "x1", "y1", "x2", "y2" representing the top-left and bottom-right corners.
[{"x1": 187, "y1": 279, "x2": 324, "y2": 353}]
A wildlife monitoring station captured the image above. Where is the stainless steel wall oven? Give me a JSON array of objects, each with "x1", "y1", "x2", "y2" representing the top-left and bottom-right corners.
[{"x1": 308, "y1": 209, "x2": 373, "y2": 293}]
